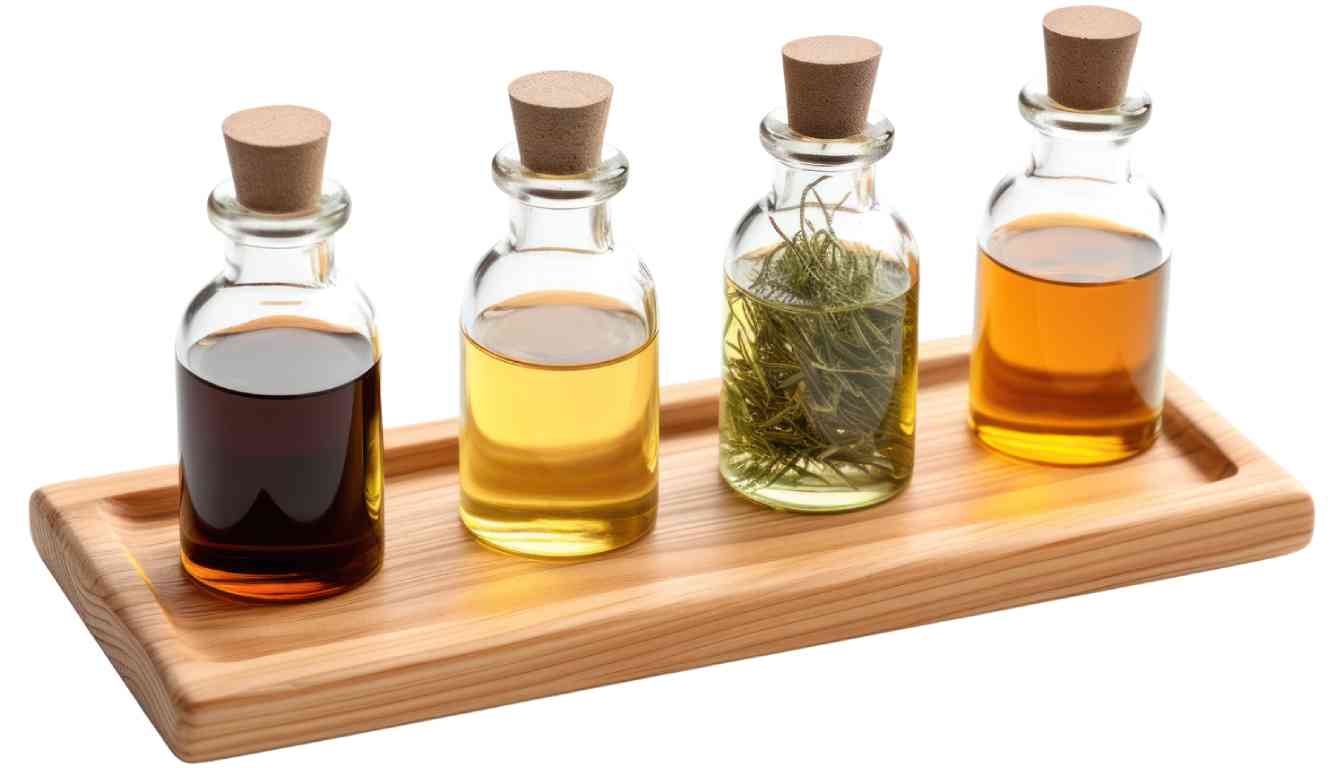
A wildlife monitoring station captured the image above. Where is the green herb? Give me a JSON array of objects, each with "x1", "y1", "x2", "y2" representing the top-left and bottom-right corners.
[{"x1": 720, "y1": 177, "x2": 917, "y2": 497}]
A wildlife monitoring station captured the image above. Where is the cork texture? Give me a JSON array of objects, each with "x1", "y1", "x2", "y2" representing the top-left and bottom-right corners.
[
  {"x1": 781, "y1": 35, "x2": 881, "y2": 139},
  {"x1": 508, "y1": 71, "x2": 612, "y2": 175},
  {"x1": 1043, "y1": 6, "x2": 1141, "y2": 110},
  {"x1": 222, "y1": 105, "x2": 330, "y2": 213}
]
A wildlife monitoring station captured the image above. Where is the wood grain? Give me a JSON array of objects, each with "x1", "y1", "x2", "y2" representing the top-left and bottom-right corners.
[{"x1": 30, "y1": 338, "x2": 1313, "y2": 762}]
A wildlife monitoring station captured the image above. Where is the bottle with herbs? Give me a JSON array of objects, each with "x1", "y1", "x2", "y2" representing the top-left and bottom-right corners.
[{"x1": 721, "y1": 36, "x2": 919, "y2": 512}]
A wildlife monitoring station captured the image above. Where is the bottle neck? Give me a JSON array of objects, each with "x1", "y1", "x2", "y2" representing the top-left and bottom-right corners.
[
  {"x1": 509, "y1": 200, "x2": 613, "y2": 253},
  {"x1": 208, "y1": 178, "x2": 349, "y2": 286},
  {"x1": 770, "y1": 164, "x2": 876, "y2": 211},
  {"x1": 1030, "y1": 130, "x2": 1134, "y2": 183},
  {"x1": 225, "y1": 238, "x2": 336, "y2": 285}
]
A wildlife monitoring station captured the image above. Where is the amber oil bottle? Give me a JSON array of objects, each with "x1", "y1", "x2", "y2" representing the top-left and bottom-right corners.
[{"x1": 970, "y1": 7, "x2": 1169, "y2": 466}]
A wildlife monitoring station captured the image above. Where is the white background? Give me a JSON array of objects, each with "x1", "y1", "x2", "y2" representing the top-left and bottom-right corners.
[{"x1": 5, "y1": 0, "x2": 1340, "y2": 765}]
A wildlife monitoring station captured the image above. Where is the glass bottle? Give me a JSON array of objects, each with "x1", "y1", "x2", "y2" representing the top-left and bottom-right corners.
[
  {"x1": 177, "y1": 106, "x2": 383, "y2": 601},
  {"x1": 969, "y1": 8, "x2": 1168, "y2": 466},
  {"x1": 459, "y1": 72, "x2": 658, "y2": 558},
  {"x1": 720, "y1": 36, "x2": 920, "y2": 513}
]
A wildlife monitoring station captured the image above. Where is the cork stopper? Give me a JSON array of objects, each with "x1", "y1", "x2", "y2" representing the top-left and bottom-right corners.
[
  {"x1": 781, "y1": 35, "x2": 881, "y2": 139},
  {"x1": 1043, "y1": 6, "x2": 1141, "y2": 110},
  {"x1": 222, "y1": 105, "x2": 330, "y2": 213},
  {"x1": 508, "y1": 71, "x2": 612, "y2": 175}
]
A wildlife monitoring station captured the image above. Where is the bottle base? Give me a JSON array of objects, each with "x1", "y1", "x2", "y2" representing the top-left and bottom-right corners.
[
  {"x1": 968, "y1": 412, "x2": 1161, "y2": 466},
  {"x1": 180, "y1": 544, "x2": 383, "y2": 603},
  {"x1": 459, "y1": 496, "x2": 657, "y2": 559},
  {"x1": 719, "y1": 464, "x2": 911, "y2": 513}
]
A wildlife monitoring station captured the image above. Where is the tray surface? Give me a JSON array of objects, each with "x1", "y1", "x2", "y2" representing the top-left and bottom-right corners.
[{"x1": 31, "y1": 338, "x2": 1313, "y2": 761}]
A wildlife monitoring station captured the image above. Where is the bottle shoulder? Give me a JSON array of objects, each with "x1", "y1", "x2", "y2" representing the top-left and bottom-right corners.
[
  {"x1": 983, "y1": 170, "x2": 1166, "y2": 244},
  {"x1": 177, "y1": 271, "x2": 378, "y2": 361},
  {"x1": 727, "y1": 196, "x2": 919, "y2": 270},
  {"x1": 724, "y1": 192, "x2": 920, "y2": 310},
  {"x1": 461, "y1": 240, "x2": 657, "y2": 334}
]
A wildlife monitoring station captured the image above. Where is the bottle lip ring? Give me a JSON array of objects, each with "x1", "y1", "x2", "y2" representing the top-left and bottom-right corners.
[
  {"x1": 759, "y1": 107, "x2": 893, "y2": 171},
  {"x1": 208, "y1": 179, "x2": 350, "y2": 246},
  {"x1": 1019, "y1": 81, "x2": 1152, "y2": 137},
  {"x1": 492, "y1": 144, "x2": 629, "y2": 208}
]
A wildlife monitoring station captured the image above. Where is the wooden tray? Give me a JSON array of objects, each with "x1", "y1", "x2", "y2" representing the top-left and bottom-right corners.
[{"x1": 31, "y1": 338, "x2": 1313, "y2": 762}]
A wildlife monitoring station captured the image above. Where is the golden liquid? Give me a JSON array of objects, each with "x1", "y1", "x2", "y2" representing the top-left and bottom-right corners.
[
  {"x1": 970, "y1": 213, "x2": 1169, "y2": 465},
  {"x1": 720, "y1": 253, "x2": 919, "y2": 512},
  {"x1": 459, "y1": 290, "x2": 658, "y2": 558}
]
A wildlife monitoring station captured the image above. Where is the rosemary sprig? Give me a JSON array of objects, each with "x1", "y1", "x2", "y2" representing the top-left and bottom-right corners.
[{"x1": 721, "y1": 177, "x2": 917, "y2": 492}]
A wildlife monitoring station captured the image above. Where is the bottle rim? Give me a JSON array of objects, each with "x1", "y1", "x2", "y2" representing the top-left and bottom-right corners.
[
  {"x1": 492, "y1": 144, "x2": 629, "y2": 209},
  {"x1": 759, "y1": 107, "x2": 894, "y2": 171},
  {"x1": 208, "y1": 179, "x2": 350, "y2": 246},
  {"x1": 1019, "y1": 81, "x2": 1152, "y2": 137}
]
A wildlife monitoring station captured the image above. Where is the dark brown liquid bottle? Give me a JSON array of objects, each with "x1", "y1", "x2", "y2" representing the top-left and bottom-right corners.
[
  {"x1": 176, "y1": 106, "x2": 384, "y2": 601},
  {"x1": 178, "y1": 324, "x2": 383, "y2": 600}
]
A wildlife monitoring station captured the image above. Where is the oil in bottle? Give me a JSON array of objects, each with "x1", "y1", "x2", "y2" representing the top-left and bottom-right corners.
[
  {"x1": 178, "y1": 320, "x2": 383, "y2": 599},
  {"x1": 460, "y1": 291, "x2": 658, "y2": 558},
  {"x1": 718, "y1": 36, "x2": 921, "y2": 512},
  {"x1": 177, "y1": 105, "x2": 384, "y2": 601},
  {"x1": 458, "y1": 71, "x2": 659, "y2": 558},
  {"x1": 970, "y1": 213, "x2": 1169, "y2": 464},
  {"x1": 720, "y1": 242, "x2": 918, "y2": 511},
  {"x1": 970, "y1": 7, "x2": 1170, "y2": 465}
]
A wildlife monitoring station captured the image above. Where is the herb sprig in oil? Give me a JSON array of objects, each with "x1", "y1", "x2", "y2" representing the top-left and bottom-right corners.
[{"x1": 720, "y1": 177, "x2": 918, "y2": 507}]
